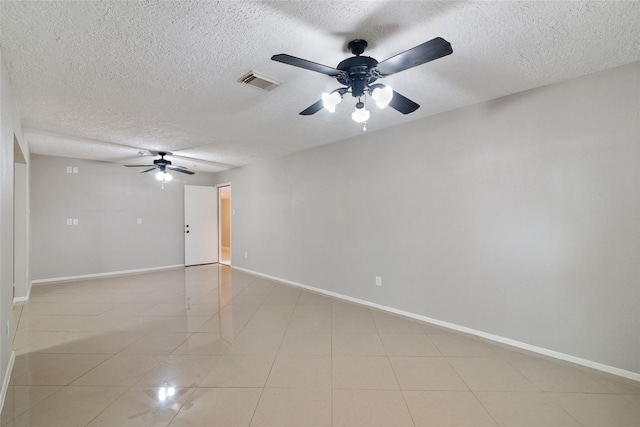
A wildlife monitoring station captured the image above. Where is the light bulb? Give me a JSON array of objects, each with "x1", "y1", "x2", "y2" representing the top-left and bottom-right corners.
[
  {"x1": 322, "y1": 91, "x2": 342, "y2": 112},
  {"x1": 371, "y1": 85, "x2": 393, "y2": 109},
  {"x1": 155, "y1": 172, "x2": 172, "y2": 182},
  {"x1": 351, "y1": 106, "x2": 370, "y2": 123}
]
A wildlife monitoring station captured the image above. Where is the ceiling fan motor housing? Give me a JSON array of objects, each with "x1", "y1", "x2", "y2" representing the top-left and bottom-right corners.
[{"x1": 337, "y1": 56, "x2": 379, "y2": 97}]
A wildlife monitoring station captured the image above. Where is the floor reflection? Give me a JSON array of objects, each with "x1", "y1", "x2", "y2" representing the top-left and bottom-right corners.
[{"x1": 3, "y1": 264, "x2": 639, "y2": 426}]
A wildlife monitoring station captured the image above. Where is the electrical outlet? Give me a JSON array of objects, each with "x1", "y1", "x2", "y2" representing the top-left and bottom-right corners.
[
  {"x1": 66, "y1": 166, "x2": 73, "y2": 174},
  {"x1": 137, "y1": 218, "x2": 142, "y2": 225},
  {"x1": 244, "y1": 252, "x2": 248, "y2": 258},
  {"x1": 375, "y1": 276, "x2": 382, "y2": 287},
  {"x1": 72, "y1": 167, "x2": 78, "y2": 174},
  {"x1": 232, "y1": 209, "x2": 236, "y2": 216},
  {"x1": 66, "y1": 218, "x2": 73, "y2": 225}
]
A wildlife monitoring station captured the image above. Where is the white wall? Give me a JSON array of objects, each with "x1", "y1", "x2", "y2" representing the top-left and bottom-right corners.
[
  {"x1": 215, "y1": 62, "x2": 640, "y2": 375},
  {"x1": 14, "y1": 161, "x2": 28, "y2": 300},
  {"x1": 0, "y1": 49, "x2": 29, "y2": 409},
  {"x1": 30, "y1": 155, "x2": 217, "y2": 281}
]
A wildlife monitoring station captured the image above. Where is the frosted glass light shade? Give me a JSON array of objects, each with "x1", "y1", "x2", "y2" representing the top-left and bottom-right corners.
[
  {"x1": 351, "y1": 106, "x2": 370, "y2": 123},
  {"x1": 156, "y1": 171, "x2": 172, "y2": 181},
  {"x1": 322, "y1": 91, "x2": 342, "y2": 112},
  {"x1": 371, "y1": 85, "x2": 393, "y2": 109}
]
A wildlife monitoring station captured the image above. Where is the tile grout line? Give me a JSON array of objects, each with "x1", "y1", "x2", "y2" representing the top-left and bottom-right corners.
[
  {"x1": 245, "y1": 278, "x2": 297, "y2": 426},
  {"x1": 330, "y1": 298, "x2": 334, "y2": 427},
  {"x1": 159, "y1": 264, "x2": 227, "y2": 426},
  {"x1": 79, "y1": 384, "x2": 130, "y2": 427},
  {"x1": 540, "y1": 390, "x2": 589, "y2": 427},
  {"x1": 379, "y1": 318, "x2": 418, "y2": 427}
]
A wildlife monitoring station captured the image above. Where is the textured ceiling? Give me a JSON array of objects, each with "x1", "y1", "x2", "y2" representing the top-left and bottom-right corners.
[{"x1": 1, "y1": 1, "x2": 639, "y2": 172}]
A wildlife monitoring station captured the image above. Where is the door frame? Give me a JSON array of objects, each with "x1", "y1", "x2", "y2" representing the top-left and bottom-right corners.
[{"x1": 216, "y1": 183, "x2": 231, "y2": 266}]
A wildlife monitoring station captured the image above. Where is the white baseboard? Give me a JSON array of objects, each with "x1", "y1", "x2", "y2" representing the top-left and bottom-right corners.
[
  {"x1": 0, "y1": 351, "x2": 15, "y2": 416},
  {"x1": 232, "y1": 266, "x2": 640, "y2": 383},
  {"x1": 13, "y1": 282, "x2": 31, "y2": 304},
  {"x1": 30, "y1": 264, "x2": 184, "y2": 287}
]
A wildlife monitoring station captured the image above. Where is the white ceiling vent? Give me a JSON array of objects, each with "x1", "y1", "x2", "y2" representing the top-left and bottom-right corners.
[{"x1": 238, "y1": 70, "x2": 281, "y2": 91}]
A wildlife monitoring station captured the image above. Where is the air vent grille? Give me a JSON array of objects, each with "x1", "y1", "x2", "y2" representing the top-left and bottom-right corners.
[{"x1": 238, "y1": 71, "x2": 281, "y2": 91}]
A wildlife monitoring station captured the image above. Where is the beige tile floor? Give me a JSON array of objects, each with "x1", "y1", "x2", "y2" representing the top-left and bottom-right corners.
[
  {"x1": 220, "y1": 247, "x2": 231, "y2": 266},
  {"x1": 2, "y1": 264, "x2": 639, "y2": 426}
]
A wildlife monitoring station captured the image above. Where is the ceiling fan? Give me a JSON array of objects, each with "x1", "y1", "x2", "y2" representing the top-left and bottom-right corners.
[
  {"x1": 271, "y1": 37, "x2": 453, "y2": 121},
  {"x1": 124, "y1": 151, "x2": 194, "y2": 188},
  {"x1": 124, "y1": 151, "x2": 195, "y2": 175}
]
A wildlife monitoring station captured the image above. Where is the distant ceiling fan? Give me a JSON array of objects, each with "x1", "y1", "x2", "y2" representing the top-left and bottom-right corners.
[
  {"x1": 124, "y1": 151, "x2": 194, "y2": 188},
  {"x1": 271, "y1": 37, "x2": 453, "y2": 124}
]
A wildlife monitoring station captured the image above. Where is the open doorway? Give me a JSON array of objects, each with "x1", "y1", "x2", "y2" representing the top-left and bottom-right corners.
[{"x1": 218, "y1": 185, "x2": 231, "y2": 265}]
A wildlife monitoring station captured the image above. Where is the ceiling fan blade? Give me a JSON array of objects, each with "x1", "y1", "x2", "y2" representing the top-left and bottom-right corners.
[
  {"x1": 271, "y1": 54, "x2": 343, "y2": 77},
  {"x1": 167, "y1": 165, "x2": 189, "y2": 171},
  {"x1": 299, "y1": 99, "x2": 325, "y2": 116},
  {"x1": 375, "y1": 37, "x2": 452, "y2": 76},
  {"x1": 168, "y1": 166, "x2": 195, "y2": 175},
  {"x1": 388, "y1": 90, "x2": 420, "y2": 114},
  {"x1": 167, "y1": 164, "x2": 189, "y2": 170},
  {"x1": 124, "y1": 164, "x2": 153, "y2": 167},
  {"x1": 140, "y1": 168, "x2": 156, "y2": 173},
  {"x1": 169, "y1": 154, "x2": 236, "y2": 170}
]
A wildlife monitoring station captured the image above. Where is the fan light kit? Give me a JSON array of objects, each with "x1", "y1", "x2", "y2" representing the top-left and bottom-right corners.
[
  {"x1": 124, "y1": 152, "x2": 194, "y2": 189},
  {"x1": 351, "y1": 100, "x2": 370, "y2": 125},
  {"x1": 272, "y1": 37, "x2": 453, "y2": 130},
  {"x1": 321, "y1": 82, "x2": 392, "y2": 128},
  {"x1": 155, "y1": 171, "x2": 172, "y2": 183}
]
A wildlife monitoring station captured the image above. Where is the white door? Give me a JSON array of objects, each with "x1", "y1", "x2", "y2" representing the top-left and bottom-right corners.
[{"x1": 184, "y1": 185, "x2": 218, "y2": 266}]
